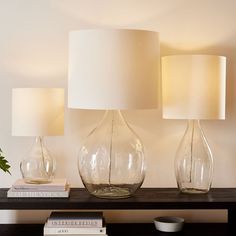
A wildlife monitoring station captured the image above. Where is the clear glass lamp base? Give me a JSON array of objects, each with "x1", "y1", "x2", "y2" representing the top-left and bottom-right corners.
[
  {"x1": 20, "y1": 136, "x2": 55, "y2": 184},
  {"x1": 175, "y1": 120, "x2": 213, "y2": 194},
  {"x1": 78, "y1": 110, "x2": 145, "y2": 199}
]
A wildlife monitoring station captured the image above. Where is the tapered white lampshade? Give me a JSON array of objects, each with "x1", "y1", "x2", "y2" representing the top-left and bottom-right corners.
[
  {"x1": 12, "y1": 88, "x2": 64, "y2": 136},
  {"x1": 162, "y1": 55, "x2": 226, "y2": 119},
  {"x1": 68, "y1": 29, "x2": 159, "y2": 109}
]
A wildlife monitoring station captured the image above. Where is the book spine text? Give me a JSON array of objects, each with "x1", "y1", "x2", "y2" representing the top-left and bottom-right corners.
[{"x1": 47, "y1": 219, "x2": 103, "y2": 228}]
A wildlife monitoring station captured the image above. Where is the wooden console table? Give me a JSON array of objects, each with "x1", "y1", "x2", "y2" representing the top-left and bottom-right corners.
[{"x1": 0, "y1": 188, "x2": 236, "y2": 235}]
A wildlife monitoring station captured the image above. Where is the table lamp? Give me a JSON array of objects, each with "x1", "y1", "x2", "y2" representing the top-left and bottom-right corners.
[
  {"x1": 12, "y1": 88, "x2": 64, "y2": 184},
  {"x1": 68, "y1": 29, "x2": 159, "y2": 199},
  {"x1": 162, "y1": 55, "x2": 226, "y2": 193}
]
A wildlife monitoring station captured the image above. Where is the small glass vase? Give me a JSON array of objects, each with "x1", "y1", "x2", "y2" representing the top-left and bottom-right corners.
[
  {"x1": 78, "y1": 110, "x2": 145, "y2": 199},
  {"x1": 175, "y1": 120, "x2": 213, "y2": 194},
  {"x1": 20, "y1": 136, "x2": 55, "y2": 184}
]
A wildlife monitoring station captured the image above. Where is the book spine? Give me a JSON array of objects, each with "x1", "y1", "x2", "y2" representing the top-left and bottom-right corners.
[
  {"x1": 47, "y1": 219, "x2": 103, "y2": 228},
  {"x1": 43, "y1": 226, "x2": 106, "y2": 235},
  {"x1": 7, "y1": 191, "x2": 69, "y2": 198},
  {"x1": 44, "y1": 234, "x2": 107, "y2": 236}
]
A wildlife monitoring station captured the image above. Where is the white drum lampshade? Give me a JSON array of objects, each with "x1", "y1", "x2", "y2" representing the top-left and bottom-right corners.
[
  {"x1": 68, "y1": 29, "x2": 159, "y2": 110},
  {"x1": 12, "y1": 88, "x2": 64, "y2": 136},
  {"x1": 162, "y1": 55, "x2": 226, "y2": 120}
]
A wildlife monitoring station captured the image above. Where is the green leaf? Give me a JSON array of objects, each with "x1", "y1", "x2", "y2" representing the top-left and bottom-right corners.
[{"x1": 0, "y1": 149, "x2": 11, "y2": 174}]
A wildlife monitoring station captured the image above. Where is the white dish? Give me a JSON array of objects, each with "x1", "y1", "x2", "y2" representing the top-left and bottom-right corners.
[{"x1": 154, "y1": 216, "x2": 185, "y2": 232}]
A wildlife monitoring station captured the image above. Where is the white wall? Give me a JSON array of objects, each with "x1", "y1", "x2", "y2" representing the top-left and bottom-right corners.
[{"x1": 0, "y1": 0, "x2": 236, "y2": 223}]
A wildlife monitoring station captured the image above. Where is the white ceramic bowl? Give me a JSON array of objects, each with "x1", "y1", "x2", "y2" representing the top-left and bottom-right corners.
[{"x1": 154, "y1": 216, "x2": 185, "y2": 232}]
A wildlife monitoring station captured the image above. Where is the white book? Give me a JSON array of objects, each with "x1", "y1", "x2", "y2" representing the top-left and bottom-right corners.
[
  {"x1": 12, "y1": 178, "x2": 68, "y2": 191},
  {"x1": 7, "y1": 187, "x2": 70, "y2": 198},
  {"x1": 44, "y1": 223, "x2": 106, "y2": 235}
]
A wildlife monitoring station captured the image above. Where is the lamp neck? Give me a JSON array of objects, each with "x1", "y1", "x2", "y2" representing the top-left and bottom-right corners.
[
  {"x1": 100, "y1": 110, "x2": 128, "y2": 129},
  {"x1": 35, "y1": 136, "x2": 43, "y2": 142},
  {"x1": 187, "y1": 119, "x2": 201, "y2": 127}
]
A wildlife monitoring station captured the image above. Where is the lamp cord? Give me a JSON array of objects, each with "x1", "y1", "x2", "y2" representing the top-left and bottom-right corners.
[
  {"x1": 108, "y1": 111, "x2": 114, "y2": 185},
  {"x1": 39, "y1": 136, "x2": 48, "y2": 177},
  {"x1": 189, "y1": 120, "x2": 195, "y2": 183}
]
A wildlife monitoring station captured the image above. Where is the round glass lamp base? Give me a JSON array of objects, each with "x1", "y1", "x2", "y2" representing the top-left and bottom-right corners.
[
  {"x1": 20, "y1": 136, "x2": 56, "y2": 185},
  {"x1": 78, "y1": 110, "x2": 145, "y2": 199},
  {"x1": 85, "y1": 183, "x2": 141, "y2": 199}
]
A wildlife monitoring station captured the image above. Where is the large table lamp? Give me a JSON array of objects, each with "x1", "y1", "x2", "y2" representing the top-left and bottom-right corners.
[
  {"x1": 68, "y1": 29, "x2": 159, "y2": 199},
  {"x1": 162, "y1": 55, "x2": 226, "y2": 193},
  {"x1": 12, "y1": 88, "x2": 64, "y2": 184}
]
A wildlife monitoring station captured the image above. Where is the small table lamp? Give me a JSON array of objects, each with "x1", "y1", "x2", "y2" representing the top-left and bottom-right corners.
[
  {"x1": 162, "y1": 55, "x2": 226, "y2": 193},
  {"x1": 68, "y1": 29, "x2": 159, "y2": 199},
  {"x1": 12, "y1": 88, "x2": 64, "y2": 184}
]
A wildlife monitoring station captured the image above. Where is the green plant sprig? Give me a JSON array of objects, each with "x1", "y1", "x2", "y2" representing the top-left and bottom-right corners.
[{"x1": 0, "y1": 148, "x2": 11, "y2": 174}]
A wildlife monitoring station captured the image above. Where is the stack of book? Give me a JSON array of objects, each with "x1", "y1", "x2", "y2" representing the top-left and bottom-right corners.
[
  {"x1": 44, "y1": 211, "x2": 107, "y2": 236},
  {"x1": 7, "y1": 178, "x2": 70, "y2": 198}
]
